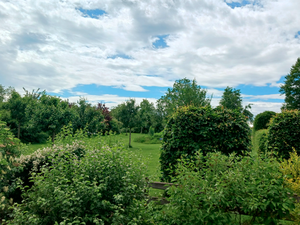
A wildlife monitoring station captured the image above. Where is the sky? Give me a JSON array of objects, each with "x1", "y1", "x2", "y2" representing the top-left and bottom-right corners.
[{"x1": 0, "y1": 0, "x2": 300, "y2": 116}]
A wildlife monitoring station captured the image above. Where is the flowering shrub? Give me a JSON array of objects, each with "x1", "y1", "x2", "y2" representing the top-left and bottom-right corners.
[{"x1": 9, "y1": 144, "x2": 148, "y2": 225}]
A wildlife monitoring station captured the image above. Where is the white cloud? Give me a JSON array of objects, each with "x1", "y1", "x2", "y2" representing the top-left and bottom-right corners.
[
  {"x1": 62, "y1": 94, "x2": 157, "y2": 109},
  {"x1": 0, "y1": 0, "x2": 299, "y2": 110}
]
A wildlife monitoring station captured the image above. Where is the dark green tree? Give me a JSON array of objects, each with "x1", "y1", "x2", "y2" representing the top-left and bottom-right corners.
[
  {"x1": 137, "y1": 99, "x2": 156, "y2": 133},
  {"x1": 219, "y1": 86, "x2": 253, "y2": 122},
  {"x1": 73, "y1": 98, "x2": 104, "y2": 134},
  {"x1": 5, "y1": 91, "x2": 27, "y2": 139},
  {"x1": 157, "y1": 78, "x2": 211, "y2": 117},
  {"x1": 28, "y1": 94, "x2": 76, "y2": 143},
  {"x1": 280, "y1": 58, "x2": 300, "y2": 110},
  {"x1": 112, "y1": 99, "x2": 139, "y2": 147}
]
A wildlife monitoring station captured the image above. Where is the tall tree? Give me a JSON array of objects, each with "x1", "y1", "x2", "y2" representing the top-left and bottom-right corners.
[
  {"x1": 5, "y1": 91, "x2": 27, "y2": 139},
  {"x1": 219, "y1": 86, "x2": 253, "y2": 122},
  {"x1": 28, "y1": 94, "x2": 76, "y2": 143},
  {"x1": 157, "y1": 78, "x2": 211, "y2": 117},
  {"x1": 73, "y1": 98, "x2": 104, "y2": 134},
  {"x1": 112, "y1": 99, "x2": 139, "y2": 147},
  {"x1": 280, "y1": 58, "x2": 300, "y2": 110},
  {"x1": 137, "y1": 99, "x2": 156, "y2": 133}
]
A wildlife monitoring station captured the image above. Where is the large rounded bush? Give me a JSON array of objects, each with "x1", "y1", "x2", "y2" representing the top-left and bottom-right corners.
[
  {"x1": 160, "y1": 106, "x2": 251, "y2": 181},
  {"x1": 267, "y1": 110, "x2": 300, "y2": 159},
  {"x1": 253, "y1": 111, "x2": 276, "y2": 131},
  {"x1": 10, "y1": 145, "x2": 147, "y2": 225}
]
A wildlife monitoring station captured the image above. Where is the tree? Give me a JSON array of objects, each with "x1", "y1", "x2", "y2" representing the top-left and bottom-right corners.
[
  {"x1": 28, "y1": 94, "x2": 76, "y2": 143},
  {"x1": 137, "y1": 99, "x2": 156, "y2": 133},
  {"x1": 72, "y1": 98, "x2": 104, "y2": 134},
  {"x1": 112, "y1": 99, "x2": 139, "y2": 147},
  {"x1": 219, "y1": 86, "x2": 253, "y2": 122},
  {"x1": 5, "y1": 91, "x2": 27, "y2": 139},
  {"x1": 280, "y1": 58, "x2": 300, "y2": 110},
  {"x1": 157, "y1": 78, "x2": 211, "y2": 117}
]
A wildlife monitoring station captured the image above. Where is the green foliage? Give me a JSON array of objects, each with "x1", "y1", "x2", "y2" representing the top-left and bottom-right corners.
[
  {"x1": 220, "y1": 86, "x2": 254, "y2": 122},
  {"x1": 156, "y1": 152, "x2": 294, "y2": 224},
  {"x1": 157, "y1": 78, "x2": 211, "y2": 117},
  {"x1": 160, "y1": 105, "x2": 251, "y2": 182},
  {"x1": 9, "y1": 144, "x2": 148, "y2": 225},
  {"x1": 280, "y1": 58, "x2": 300, "y2": 110},
  {"x1": 267, "y1": 110, "x2": 300, "y2": 159},
  {"x1": 27, "y1": 94, "x2": 76, "y2": 143},
  {"x1": 280, "y1": 149, "x2": 300, "y2": 223},
  {"x1": 0, "y1": 118, "x2": 22, "y2": 221},
  {"x1": 72, "y1": 98, "x2": 105, "y2": 135},
  {"x1": 252, "y1": 129, "x2": 268, "y2": 154},
  {"x1": 137, "y1": 99, "x2": 157, "y2": 134},
  {"x1": 148, "y1": 126, "x2": 155, "y2": 137},
  {"x1": 8, "y1": 142, "x2": 86, "y2": 206},
  {"x1": 112, "y1": 99, "x2": 139, "y2": 147},
  {"x1": 253, "y1": 111, "x2": 276, "y2": 131}
]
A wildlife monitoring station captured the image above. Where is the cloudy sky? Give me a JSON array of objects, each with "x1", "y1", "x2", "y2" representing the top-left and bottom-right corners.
[{"x1": 1, "y1": 0, "x2": 299, "y2": 116}]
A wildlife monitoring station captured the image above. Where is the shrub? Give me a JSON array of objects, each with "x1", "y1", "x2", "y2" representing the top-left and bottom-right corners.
[
  {"x1": 267, "y1": 110, "x2": 300, "y2": 159},
  {"x1": 280, "y1": 149, "x2": 300, "y2": 223},
  {"x1": 160, "y1": 106, "x2": 251, "y2": 181},
  {"x1": 0, "y1": 119, "x2": 22, "y2": 221},
  {"x1": 10, "y1": 144, "x2": 148, "y2": 225},
  {"x1": 156, "y1": 152, "x2": 294, "y2": 224},
  {"x1": 253, "y1": 111, "x2": 276, "y2": 131},
  {"x1": 5, "y1": 141, "x2": 86, "y2": 207},
  {"x1": 148, "y1": 126, "x2": 155, "y2": 137}
]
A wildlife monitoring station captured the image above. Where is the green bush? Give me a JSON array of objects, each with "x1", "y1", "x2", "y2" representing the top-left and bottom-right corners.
[
  {"x1": 267, "y1": 110, "x2": 300, "y2": 159},
  {"x1": 253, "y1": 111, "x2": 276, "y2": 131},
  {"x1": 156, "y1": 152, "x2": 294, "y2": 224},
  {"x1": 0, "y1": 119, "x2": 22, "y2": 221},
  {"x1": 160, "y1": 106, "x2": 251, "y2": 181},
  {"x1": 9, "y1": 144, "x2": 148, "y2": 225},
  {"x1": 7, "y1": 141, "x2": 86, "y2": 206},
  {"x1": 148, "y1": 126, "x2": 155, "y2": 137}
]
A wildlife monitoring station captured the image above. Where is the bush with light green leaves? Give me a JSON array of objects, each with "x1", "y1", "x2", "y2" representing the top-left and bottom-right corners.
[{"x1": 9, "y1": 144, "x2": 148, "y2": 225}]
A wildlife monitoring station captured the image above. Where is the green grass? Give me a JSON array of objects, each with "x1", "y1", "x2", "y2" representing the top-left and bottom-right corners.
[
  {"x1": 252, "y1": 129, "x2": 268, "y2": 154},
  {"x1": 24, "y1": 133, "x2": 161, "y2": 178}
]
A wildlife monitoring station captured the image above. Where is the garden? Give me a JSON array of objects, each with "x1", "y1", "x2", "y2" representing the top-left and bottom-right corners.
[
  {"x1": 1, "y1": 105, "x2": 300, "y2": 224},
  {"x1": 1, "y1": 59, "x2": 300, "y2": 224}
]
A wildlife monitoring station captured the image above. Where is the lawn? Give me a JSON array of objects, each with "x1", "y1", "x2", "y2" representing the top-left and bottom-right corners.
[{"x1": 25, "y1": 133, "x2": 162, "y2": 179}]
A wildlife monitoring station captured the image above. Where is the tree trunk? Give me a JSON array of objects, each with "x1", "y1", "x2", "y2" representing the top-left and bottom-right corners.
[
  {"x1": 52, "y1": 131, "x2": 55, "y2": 145},
  {"x1": 140, "y1": 127, "x2": 143, "y2": 134},
  {"x1": 129, "y1": 128, "x2": 131, "y2": 147},
  {"x1": 17, "y1": 123, "x2": 20, "y2": 139}
]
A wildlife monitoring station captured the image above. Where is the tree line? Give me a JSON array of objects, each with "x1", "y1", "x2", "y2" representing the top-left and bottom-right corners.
[
  {"x1": 0, "y1": 88, "x2": 120, "y2": 144},
  {"x1": 0, "y1": 77, "x2": 256, "y2": 145}
]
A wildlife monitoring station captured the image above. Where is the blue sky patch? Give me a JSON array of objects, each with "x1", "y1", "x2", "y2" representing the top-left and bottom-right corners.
[
  {"x1": 225, "y1": 0, "x2": 251, "y2": 9},
  {"x1": 53, "y1": 84, "x2": 168, "y2": 100},
  {"x1": 295, "y1": 31, "x2": 300, "y2": 38},
  {"x1": 78, "y1": 8, "x2": 106, "y2": 19},
  {"x1": 152, "y1": 35, "x2": 169, "y2": 48}
]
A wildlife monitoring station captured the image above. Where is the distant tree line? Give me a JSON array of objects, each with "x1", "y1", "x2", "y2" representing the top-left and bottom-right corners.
[
  {"x1": 0, "y1": 77, "x2": 256, "y2": 145},
  {"x1": 0, "y1": 88, "x2": 119, "y2": 144}
]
